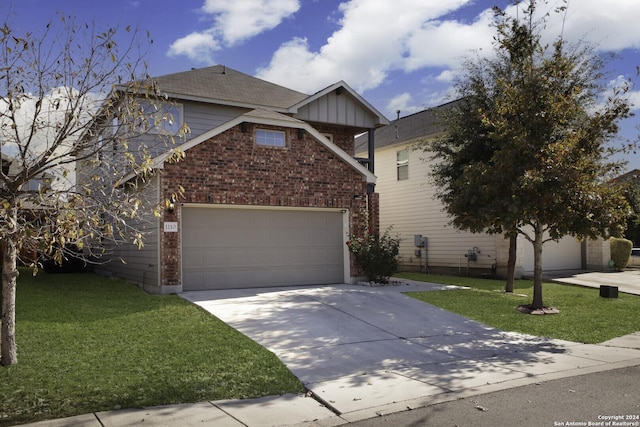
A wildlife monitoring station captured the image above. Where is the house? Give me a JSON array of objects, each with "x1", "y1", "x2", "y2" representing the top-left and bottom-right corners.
[
  {"x1": 89, "y1": 65, "x2": 388, "y2": 293},
  {"x1": 612, "y1": 169, "x2": 640, "y2": 246},
  {"x1": 355, "y1": 103, "x2": 612, "y2": 278},
  {"x1": 0, "y1": 153, "x2": 54, "y2": 266}
]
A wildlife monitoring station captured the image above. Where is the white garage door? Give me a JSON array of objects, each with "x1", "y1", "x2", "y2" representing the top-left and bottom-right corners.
[
  {"x1": 182, "y1": 207, "x2": 346, "y2": 290},
  {"x1": 520, "y1": 233, "x2": 583, "y2": 274}
]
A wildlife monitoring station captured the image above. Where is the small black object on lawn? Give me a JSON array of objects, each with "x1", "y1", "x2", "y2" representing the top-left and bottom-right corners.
[{"x1": 599, "y1": 285, "x2": 619, "y2": 298}]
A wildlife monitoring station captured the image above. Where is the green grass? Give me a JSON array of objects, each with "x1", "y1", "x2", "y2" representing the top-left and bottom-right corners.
[
  {"x1": 397, "y1": 272, "x2": 640, "y2": 344},
  {"x1": 0, "y1": 270, "x2": 304, "y2": 426}
]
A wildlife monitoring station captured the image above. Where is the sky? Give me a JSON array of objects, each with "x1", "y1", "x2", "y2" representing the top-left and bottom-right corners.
[{"x1": 4, "y1": 0, "x2": 640, "y2": 170}]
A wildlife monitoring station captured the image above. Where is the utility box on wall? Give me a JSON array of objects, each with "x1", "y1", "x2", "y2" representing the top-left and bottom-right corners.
[{"x1": 413, "y1": 235, "x2": 429, "y2": 273}]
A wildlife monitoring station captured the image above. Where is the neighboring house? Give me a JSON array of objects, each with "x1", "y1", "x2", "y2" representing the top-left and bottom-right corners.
[
  {"x1": 87, "y1": 65, "x2": 388, "y2": 293},
  {"x1": 0, "y1": 153, "x2": 54, "y2": 266},
  {"x1": 355, "y1": 104, "x2": 611, "y2": 278},
  {"x1": 612, "y1": 169, "x2": 640, "y2": 246}
]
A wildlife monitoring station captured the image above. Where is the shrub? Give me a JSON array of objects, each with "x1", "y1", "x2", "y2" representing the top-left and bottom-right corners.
[
  {"x1": 347, "y1": 226, "x2": 400, "y2": 283},
  {"x1": 610, "y1": 237, "x2": 632, "y2": 270}
]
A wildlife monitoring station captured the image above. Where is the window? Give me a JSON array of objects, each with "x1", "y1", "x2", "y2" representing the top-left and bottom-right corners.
[
  {"x1": 322, "y1": 133, "x2": 333, "y2": 143},
  {"x1": 25, "y1": 179, "x2": 45, "y2": 192},
  {"x1": 397, "y1": 149, "x2": 409, "y2": 180},
  {"x1": 256, "y1": 129, "x2": 286, "y2": 147},
  {"x1": 139, "y1": 102, "x2": 183, "y2": 135}
]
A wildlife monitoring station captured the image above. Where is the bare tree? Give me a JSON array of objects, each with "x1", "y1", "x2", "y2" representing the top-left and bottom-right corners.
[{"x1": 0, "y1": 13, "x2": 187, "y2": 366}]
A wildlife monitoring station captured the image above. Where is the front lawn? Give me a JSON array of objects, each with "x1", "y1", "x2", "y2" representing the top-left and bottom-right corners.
[
  {"x1": 0, "y1": 270, "x2": 304, "y2": 427},
  {"x1": 397, "y1": 272, "x2": 640, "y2": 344}
]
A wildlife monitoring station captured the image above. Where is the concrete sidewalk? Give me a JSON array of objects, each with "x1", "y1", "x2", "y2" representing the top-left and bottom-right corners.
[{"x1": 18, "y1": 280, "x2": 640, "y2": 427}]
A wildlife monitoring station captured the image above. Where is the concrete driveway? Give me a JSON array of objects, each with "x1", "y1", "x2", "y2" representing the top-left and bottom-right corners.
[
  {"x1": 545, "y1": 268, "x2": 640, "y2": 295},
  {"x1": 180, "y1": 281, "x2": 640, "y2": 420}
]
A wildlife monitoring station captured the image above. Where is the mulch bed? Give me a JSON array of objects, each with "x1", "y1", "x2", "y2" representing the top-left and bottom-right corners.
[{"x1": 516, "y1": 304, "x2": 560, "y2": 315}]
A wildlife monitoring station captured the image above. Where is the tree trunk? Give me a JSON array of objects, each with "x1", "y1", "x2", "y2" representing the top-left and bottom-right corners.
[
  {"x1": 531, "y1": 223, "x2": 544, "y2": 310},
  {"x1": 1, "y1": 207, "x2": 19, "y2": 366},
  {"x1": 505, "y1": 234, "x2": 517, "y2": 293}
]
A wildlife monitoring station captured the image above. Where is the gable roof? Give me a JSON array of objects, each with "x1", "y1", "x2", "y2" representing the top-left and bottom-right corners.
[
  {"x1": 355, "y1": 99, "x2": 459, "y2": 153},
  {"x1": 613, "y1": 169, "x2": 640, "y2": 184},
  {"x1": 289, "y1": 81, "x2": 389, "y2": 127},
  {"x1": 145, "y1": 65, "x2": 388, "y2": 128},
  {"x1": 119, "y1": 108, "x2": 376, "y2": 185},
  {"x1": 147, "y1": 65, "x2": 309, "y2": 112}
]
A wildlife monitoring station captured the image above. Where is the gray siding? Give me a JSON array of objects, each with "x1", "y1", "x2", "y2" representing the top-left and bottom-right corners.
[
  {"x1": 94, "y1": 175, "x2": 160, "y2": 288},
  {"x1": 116, "y1": 102, "x2": 250, "y2": 161},
  {"x1": 182, "y1": 101, "x2": 249, "y2": 138},
  {"x1": 295, "y1": 92, "x2": 379, "y2": 129}
]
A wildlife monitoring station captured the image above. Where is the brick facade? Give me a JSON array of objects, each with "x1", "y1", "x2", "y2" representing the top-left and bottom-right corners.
[
  {"x1": 158, "y1": 122, "x2": 375, "y2": 287},
  {"x1": 308, "y1": 123, "x2": 358, "y2": 155}
]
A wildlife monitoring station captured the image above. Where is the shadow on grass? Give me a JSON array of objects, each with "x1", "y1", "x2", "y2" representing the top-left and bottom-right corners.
[{"x1": 1, "y1": 271, "x2": 304, "y2": 427}]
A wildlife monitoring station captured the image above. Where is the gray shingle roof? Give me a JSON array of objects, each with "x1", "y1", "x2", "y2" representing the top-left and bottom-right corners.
[
  {"x1": 150, "y1": 65, "x2": 309, "y2": 110},
  {"x1": 243, "y1": 108, "x2": 304, "y2": 123},
  {"x1": 355, "y1": 100, "x2": 460, "y2": 153}
]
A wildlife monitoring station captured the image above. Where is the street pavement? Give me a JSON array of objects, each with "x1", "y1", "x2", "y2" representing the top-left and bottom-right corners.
[
  {"x1": 349, "y1": 364, "x2": 640, "y2": 427},
  {"x1": 17, "y1": 274, "x2": 640, "y2": 427}
]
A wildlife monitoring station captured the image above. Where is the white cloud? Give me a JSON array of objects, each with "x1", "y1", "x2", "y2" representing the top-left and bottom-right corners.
[
  {"x1": 629, "y1": 91, "x2": 640, "y2": 112},
  {"x1": 403, "y1": 9, "x2": 495, "y2": 71},
  {"x1": 524, "y1": 0, "x2": 640, "y2": 51},
  {"x1": 257, "y1": 0, "x2": 475, "y2": 94},
  {"x1": 167, "y1": 33, "x2": 220, "y2": 63},
  {"x1": 202, "y1": 0, "x2": 300, "y2": 45},
  {"x1": 167, "y1": 32, "x2": 220, "y2": 63},
  {"x1": 167, "y1": 0, "x2": 299, "y2": 62},
  {"x1": 435, "y1": 69, "x2": 457, "y2": 84},
  {"x1": 257, "y1": 0, "x2": 640, "y2": 97},
  {"x1": 387, "y1": 93, "x2": 414, "y2": 116},
  {"x1": 603, "y1": 75, "x2": 640, "y2": 113}
]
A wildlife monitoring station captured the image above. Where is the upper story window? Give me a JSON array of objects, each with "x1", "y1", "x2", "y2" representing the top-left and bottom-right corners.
[
  {"x1": 256, "y1": 129, "x2": 286, "y2": 147},
  {"x1": 139, "y1": 102, "x2": 183, "y2": 135},
  {"x1": 322, "y1": 133, "x2": 333, "y2": 143},
  {"x1": 25, "y1": 179, "x2": 45, "y2": 192},
  {"x1": 397, "y1": 149, "x2": 409, "y2": 181}
]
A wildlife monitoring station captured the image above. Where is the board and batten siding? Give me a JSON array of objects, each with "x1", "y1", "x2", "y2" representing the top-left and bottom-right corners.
[
  {"x1": 94, "y1": 174, "x2": 161, "y2": 290},
  {"x1": 295, "y1": 91, "x2": 379, "y2": 129},
  {"x1": 364, "y1": 142, "x2": 504, "y2": 274}
]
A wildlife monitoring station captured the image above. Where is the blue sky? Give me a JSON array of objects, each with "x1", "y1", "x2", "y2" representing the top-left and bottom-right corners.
[{"x1": 5, "y1": 0, "x2": 640, "y2": 169}]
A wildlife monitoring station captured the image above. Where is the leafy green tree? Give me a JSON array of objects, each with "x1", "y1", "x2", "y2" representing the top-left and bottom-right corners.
[
  {"x1": 426, "y1": 0, "x2": 632, "y2": 310},
  {"x1": 0, "y1": 13, "x2": 186, "y2": 366},
  {"x1": 620, "y1": 176, "x2": 640, "y2": 245}
]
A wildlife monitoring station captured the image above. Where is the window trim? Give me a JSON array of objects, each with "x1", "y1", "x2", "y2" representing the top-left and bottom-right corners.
[
  {"x1": 397, "y1": 149, "x2": 409, "y2": 181},
  {"x1": 140, "y1": 102, "x2": 183, "y2": 136},
  {"x1": 321, "y1": 133, "x2": 333, "y2": 143},
  {"x1": 255, "y1": 129, "x2": 287, "y2": 148}
]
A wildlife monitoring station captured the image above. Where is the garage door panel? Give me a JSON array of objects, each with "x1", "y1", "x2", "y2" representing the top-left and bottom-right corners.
[
  {"x1": 202, "y1": 249, "x2": 231, "y2": 266},
  {"x1": 182, "y1": 249, "x2": 204, "y2": 268},
  {"x1": 182, "y1": 207, "x2": 346, "y2": 290}
]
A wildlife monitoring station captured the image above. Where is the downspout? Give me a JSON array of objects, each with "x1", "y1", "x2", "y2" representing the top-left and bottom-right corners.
[
  {"x1": 367, "y1": 128, "x2": 375, "y2": 175},
  {"x1": 366, "y1": 128, "x2": 375, "y2": 196}
]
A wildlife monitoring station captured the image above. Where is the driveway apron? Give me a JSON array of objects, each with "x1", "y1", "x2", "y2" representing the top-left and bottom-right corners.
[{"x1": 180, "y1": 283, "x2": 640, "y2": 417}]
